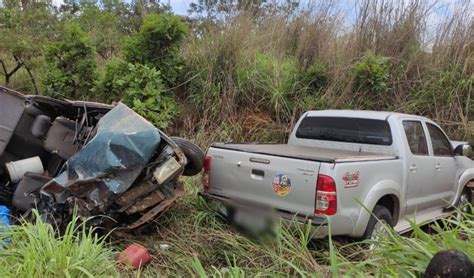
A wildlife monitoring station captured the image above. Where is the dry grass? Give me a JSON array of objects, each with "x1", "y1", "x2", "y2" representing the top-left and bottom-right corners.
[{"x1": 176, "y1": 0, "x2": 473, "y2": 145}]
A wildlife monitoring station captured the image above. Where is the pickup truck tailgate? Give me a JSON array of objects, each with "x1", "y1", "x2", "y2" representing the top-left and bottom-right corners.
[{"x1": 207, "y1": 147, "x2": 320, "y2": 216}]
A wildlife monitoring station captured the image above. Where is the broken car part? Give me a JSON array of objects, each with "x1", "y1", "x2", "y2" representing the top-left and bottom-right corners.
[{"x1": 0, "y1": 86, "x2": 205, "y2": 232}]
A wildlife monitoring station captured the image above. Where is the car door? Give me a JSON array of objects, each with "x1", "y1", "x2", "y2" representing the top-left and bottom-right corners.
[
  {"x1": 425, "y1": 122, "x2": 457, "y2": 208},
  {"x1": 402, "y1": 120, "x2": 435, "y2": 214}
]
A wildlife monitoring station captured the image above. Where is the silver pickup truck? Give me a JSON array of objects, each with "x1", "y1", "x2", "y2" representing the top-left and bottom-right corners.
[{"x1": 200, "y1": 110, "x2": 474, "y2": 241}]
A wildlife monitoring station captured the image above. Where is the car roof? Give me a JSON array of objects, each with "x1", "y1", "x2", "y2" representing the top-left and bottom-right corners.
[{"x1": 305, "y1": 110, "x2": 430, "y2": 121}]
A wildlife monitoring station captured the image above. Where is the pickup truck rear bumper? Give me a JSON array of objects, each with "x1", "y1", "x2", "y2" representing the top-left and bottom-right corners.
[{"x1": 199, "y1": 192, "x2": 337, "y2": 238}]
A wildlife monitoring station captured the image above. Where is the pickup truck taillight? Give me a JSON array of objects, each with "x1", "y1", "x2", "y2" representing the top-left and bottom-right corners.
[
  {"x1": 202, "y1": 156, "x2": 212, "y2": 192},
  {"x1": 315, "y1": 175, "x2": 337, "y2": 215}
]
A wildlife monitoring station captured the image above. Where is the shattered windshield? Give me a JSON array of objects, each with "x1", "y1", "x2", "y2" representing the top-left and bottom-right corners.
[{"x1": 48, "y1": 103, "x2": 161, "y2": 194}]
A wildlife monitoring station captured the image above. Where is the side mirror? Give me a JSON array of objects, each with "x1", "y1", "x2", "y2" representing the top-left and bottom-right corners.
[{"x1": 453, "y1": 144, "x2": 473, "y2": 157}]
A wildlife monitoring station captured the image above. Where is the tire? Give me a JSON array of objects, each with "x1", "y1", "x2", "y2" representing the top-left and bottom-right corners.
[
  {"x1": 171, "y1": 137, "x2": 205, "y2": 176},
  {"x1": 454, "y1": 187, "x2": 472, "y2": 218},
  {"x1": 360, "y1": 205, "x2": 394, "y2": 249}
]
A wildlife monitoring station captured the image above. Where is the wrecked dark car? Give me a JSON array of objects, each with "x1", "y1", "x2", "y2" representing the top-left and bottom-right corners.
[{"x1": 0, "y1": 86, "x2": 204, "y2": 231}]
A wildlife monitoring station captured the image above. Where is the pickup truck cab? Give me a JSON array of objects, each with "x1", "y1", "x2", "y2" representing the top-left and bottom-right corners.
[{"x1": 200, "y1": 110, "x2": 474, "y2": 241}]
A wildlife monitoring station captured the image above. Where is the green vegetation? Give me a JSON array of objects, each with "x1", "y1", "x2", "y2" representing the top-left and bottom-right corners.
[
  {"x1": 0, "y1": 0, "x2": 471, "y2": 142},
  {"x1": 95, "y1": 60, "x2": 178, "y2": 128},
  {"x1": 131, "y1": 179, "x2": 474, "y2": 276},
  {"x1": 0, "y1": 1, "x2": 472, "y2": 275},
  {"x1": 0, "y1": 211, "x2": 117, "y2": 277},
  {"x1": 42, "y1": 23, "x2": 97, "y2": 99},
  {"x1": 1, "y1": 179, "x2": 471, "y2": 277},
  {"x1": 123, "y1": 13, "x2": 188, "y2": 86}
]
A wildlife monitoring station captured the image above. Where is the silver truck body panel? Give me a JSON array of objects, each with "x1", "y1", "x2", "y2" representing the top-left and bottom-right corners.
[
  {"x1": 205, "y1": 110, "x2": 474, "y2": 238},
  {"x1": 212, "y1": 143, "x2": 396, "y2": 163},
  {"x1": 208, "y1": 148, "x2": 321, "y2": 216}
]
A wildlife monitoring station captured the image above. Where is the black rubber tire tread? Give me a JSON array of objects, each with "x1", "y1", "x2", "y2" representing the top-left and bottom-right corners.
[
  {"x1": 456, "y1": 187, "x2": 472, "y2": 214},
  {"x1": 360, "y1": 205, "x2": 394, "y2": 240},
  {"x1": 171, "y1": 137, "x2": 205, "y2": 176}
]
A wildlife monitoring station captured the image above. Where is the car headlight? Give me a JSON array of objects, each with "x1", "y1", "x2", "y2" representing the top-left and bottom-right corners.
[{"x1": 153, "y1": 157, "x2": 182, "y2": 185}]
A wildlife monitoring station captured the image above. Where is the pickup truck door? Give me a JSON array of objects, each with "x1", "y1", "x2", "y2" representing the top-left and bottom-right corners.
[
  {"x1": 402, "y1": 120, "x2": 435, "y2": 214},
  {"x1": 425, "y1": 123, "x2": 457, "y2": 207}
]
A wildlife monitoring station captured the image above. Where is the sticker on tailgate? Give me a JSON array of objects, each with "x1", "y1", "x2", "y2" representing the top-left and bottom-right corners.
[{"x1": 272, "y1": 173, "x2": 292, "y2": 196}]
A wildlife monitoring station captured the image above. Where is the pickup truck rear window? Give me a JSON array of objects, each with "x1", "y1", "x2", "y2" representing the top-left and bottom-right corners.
[{"x1": 295, "y1": 117, "x2": 392, "y2": 145}]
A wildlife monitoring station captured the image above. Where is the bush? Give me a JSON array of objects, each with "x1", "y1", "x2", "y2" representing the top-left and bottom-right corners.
[
  {"x1": 123, "y1": 13, "x2": 188, "y2": 86},
  {"x1": 94, "y1": 61, "x2": 178, "y2": 129},
  {"x1": 42, "y1": 23, "x2": 97, "y2": 99},
  {"x1": 93, "y1": 58, "x2": 130, "y2": 102},
  {"x1": 298, "y1": 63, "x2": 328, "y2": 95},
  {"x1": 352, "y1": 52, "x2": 389, "y2": 95}
]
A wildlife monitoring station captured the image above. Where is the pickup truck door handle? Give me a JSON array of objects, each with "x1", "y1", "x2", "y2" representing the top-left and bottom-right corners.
[
  {"x1": 409, "y1": 164, "x2": 417, "y2": 172},
  {"x1": 251, "y1": 169, "x2": 265, "y2": 180},
  {"x1": 435, "y1": 164, "x2": 442, "y2": 171}
]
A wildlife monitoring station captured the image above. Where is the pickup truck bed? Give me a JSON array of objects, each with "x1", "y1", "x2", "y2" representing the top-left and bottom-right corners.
[{"x1": 213, "y1": 143, "x2": 397, "y2": 163}]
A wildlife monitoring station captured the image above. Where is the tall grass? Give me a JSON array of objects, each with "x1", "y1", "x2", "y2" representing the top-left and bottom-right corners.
[
  {"x1": 175, "y1": 0, "x2": 473, "y2": 146},
  {"x1": 0, "y1": 211, "x2": 117, "y2": 277},
  {"x1": 127, "y1": 178, "x2": 474, "y2": 277}
]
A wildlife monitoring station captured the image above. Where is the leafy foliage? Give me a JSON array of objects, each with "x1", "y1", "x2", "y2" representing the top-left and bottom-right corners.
[
  {"x1": 0, "y1": 1, "x2": 57, "y2": 92},
  {"x1": 298, "y1": 63, "x2": 328, "y2": 95},
  {"x1": 123, "y1": 13, "x2": 188, "y2": 86},
  {"x1": 42, "y1": 23, "x2": 97, "y2": 99},
  {"x1": 352, "y1": 52, "x2": 389, "y2": 95},
  {"x1": 95, "y1": 60, "x2": 178, "y2": 128},
  {"x1": 75, "y1": 5, "x2": 124, "y2": 59}
]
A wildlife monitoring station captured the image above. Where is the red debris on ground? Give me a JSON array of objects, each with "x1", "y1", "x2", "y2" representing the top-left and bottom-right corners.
[{"x1": 118, "y1": 243, "x2": 151, "y2": 269}]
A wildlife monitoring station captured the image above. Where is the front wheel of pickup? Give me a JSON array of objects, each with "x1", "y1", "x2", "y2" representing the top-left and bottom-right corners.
[
  {"x1": 361, "y1": 205, "x2": 394, "y2": 250},
  {"x1": 171, "y1": 137, "x2": 205, "y2": 176}
]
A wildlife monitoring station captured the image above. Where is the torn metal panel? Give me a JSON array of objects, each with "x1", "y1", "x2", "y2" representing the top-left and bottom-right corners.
[
  {"x1": 119, "y1": 181, "x2": 185, "y2": 230},
  {"x1": 125, "y1": 190, "x2": 165, "y2": 215},
  {"x1": 43, "y1": 103, "x2": 161, "y2": 197}
]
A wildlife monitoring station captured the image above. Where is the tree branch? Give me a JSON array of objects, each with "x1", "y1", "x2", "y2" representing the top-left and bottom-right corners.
[
  {"x1": 22, "y1": 60, "x2": 39, "y2": 95},
  {"x1": 0, "y1": 59, "x2": 7, "y2": 77}
]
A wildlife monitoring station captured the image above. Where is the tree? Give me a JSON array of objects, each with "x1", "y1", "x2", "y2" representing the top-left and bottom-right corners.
[
  {"x1": 188, "y1": 0, "x2": 299, "y2": 20},
  {"x1": 76, "y1": 5, "x2": 124, "y2": 59},
  {"x1": 94, "y1": 59, "x2": 178, "y2": 128},
  {"x1": 0, "y1": 1, "x2": 58, "y2": 93},
  {"x1": 123, "y1": 13, "x2": 188, "y2": 86},
  {"x1": 42, "y1": 23, "x2": 97, "y2": 99}
]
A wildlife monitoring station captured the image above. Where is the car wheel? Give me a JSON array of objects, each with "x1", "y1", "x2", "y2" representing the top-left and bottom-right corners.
[
  {"x1": 454, "y1": 187, "x2": 472, "y2": 220},
  {"x1": 361, "y1": 205, "x2": 393, "y2": 250},
  {"x1": 171, "y1": 137, "x2": 205, "y2": 176}
]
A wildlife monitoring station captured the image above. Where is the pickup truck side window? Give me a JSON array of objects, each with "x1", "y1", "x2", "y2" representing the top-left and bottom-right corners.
[
  {"x1": 403, "y1": 121, "x2": 428, "y2": 155},
  {"x1": 426, "y1": 123, "x2": 453, "y2": 156},
  {"x1": 295, "y1": 117, "x2": 392, "y2": 145}
]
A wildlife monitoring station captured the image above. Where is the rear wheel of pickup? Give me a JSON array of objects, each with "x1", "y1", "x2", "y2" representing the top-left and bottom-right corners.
[
  {"x1": 454, "y1": 187, "x2": 472, "y2": 220},
  {"x1": 361, "y1": 205, "x2": 394, "y2": 250},
  {"x1": 171, "y1": 137, "x2": 205, "y2": 176}
]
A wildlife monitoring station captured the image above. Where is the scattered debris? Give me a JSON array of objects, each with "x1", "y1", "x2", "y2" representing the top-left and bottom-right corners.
[
  {"x1": 0, "y1": 205, "x2": 10, "y2": 225},
  {"x1": 118, "y1": 243, "x2": 151, "y2": 269},
  {"x1": 0, "y1": 205, "x2": 11, "y2": 249},
  {"x1": 159, "y1": 243, "x2": 170, "y2": 250}
]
